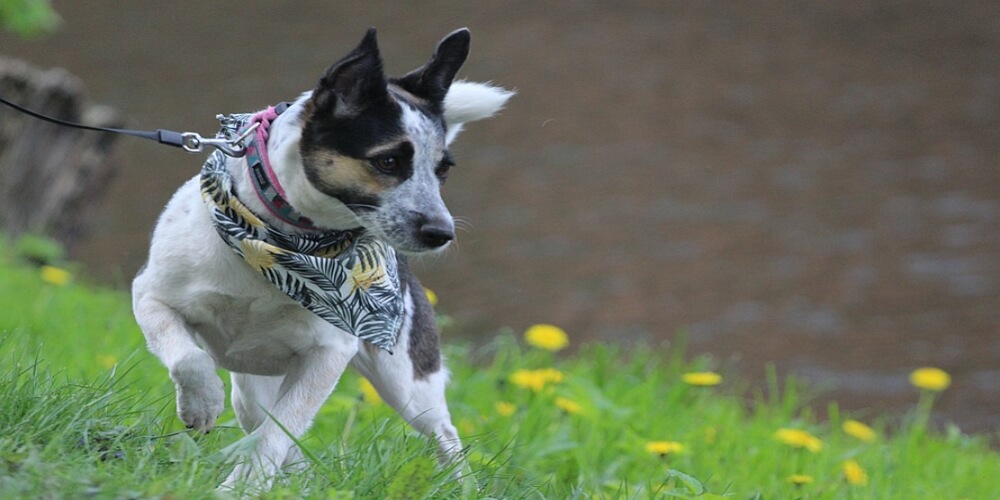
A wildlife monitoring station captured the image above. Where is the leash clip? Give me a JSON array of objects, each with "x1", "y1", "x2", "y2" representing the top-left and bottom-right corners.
[{"x1": 181, "y1": 122, "x2": 260, "y2": 158}]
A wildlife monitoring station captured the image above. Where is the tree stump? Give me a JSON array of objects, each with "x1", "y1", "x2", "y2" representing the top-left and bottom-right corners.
[{"x1": 0, "y1": 55, "x2": 121, "y2": 248}]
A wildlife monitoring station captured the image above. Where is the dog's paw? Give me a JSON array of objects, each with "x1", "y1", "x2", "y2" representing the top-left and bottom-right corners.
[
  {"x1": 171, "y1": 355, "x2": 225, "y2": 433},
  {"x1": 176, "y1": 379, "x2": 225, "y2": 432}
]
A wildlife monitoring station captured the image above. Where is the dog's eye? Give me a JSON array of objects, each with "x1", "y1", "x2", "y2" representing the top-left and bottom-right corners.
[
  {"x1": 436, "y1": 155, "x2": 455, "y2": 181},
  {"x1": 436, "y1": 162, "x2": 453, "y2": 181},
  {"x1": 373, "y1": 155, "x2": 399, "y2": 173}
]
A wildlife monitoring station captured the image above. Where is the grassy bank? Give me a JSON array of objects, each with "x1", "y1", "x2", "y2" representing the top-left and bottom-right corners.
[{"x1": 1, "y1": 242, "x2": 999, "y2": 499}]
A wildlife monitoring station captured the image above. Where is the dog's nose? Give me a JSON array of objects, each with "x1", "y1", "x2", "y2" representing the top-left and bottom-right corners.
[{"x1": 418, "y1": 221, "x2": 454, "y2": 248}]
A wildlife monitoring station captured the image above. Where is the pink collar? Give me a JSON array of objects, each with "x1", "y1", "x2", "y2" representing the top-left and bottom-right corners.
[{"x1": 244, "y1": 107, "x2": 318, "y2": 230}]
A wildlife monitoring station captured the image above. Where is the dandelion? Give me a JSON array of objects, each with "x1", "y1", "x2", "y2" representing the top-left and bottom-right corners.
[
  {"x1": 842, "y1": 459, "x2": 869, "y2": 486},
  {"x1": 524, "y1": 324, "x2": 569, "y2": 352},
  {"x1": 424, "y1": 287, "x2": 438, "y2": 307},
  {"x1": 40, "y1": 265, "x2": 72, "y2": 286},
  {"x1": 910, "y1": 367, "x2": 950, "y2": 432},
  {"x1": 509, "y1": 368, "x2": 564, "y2": 392},
  {"x1": 645, "y1": 441, "x2": 684, "y2": 457},
  {"x1": 909, "y1": 367, "x2": 951, "y2": 392},
  {"x1": 787, "y1": 474, "x2": 814, "y2": 486},
  {"x1": 842, "y1": 419, "x2": 877, "y2": 443},
  {"x1": 681, "y1": 371, "x2": 723, "y2": 387},
  {"x1": 495, "y1": 401, "x2": 517, "y2": 417},
  {"x1": 555, "y1": 396, "x2": 582, "y2": 415},
  {"x1": 359, "y1": 378, "x2": 382, "y2": 405},
  {"x1": 775, "y1": 428, "x2": 823, "y2": 453},
  {"x1": 95, "y1": 354, "x2": 117, "y2": 369}
]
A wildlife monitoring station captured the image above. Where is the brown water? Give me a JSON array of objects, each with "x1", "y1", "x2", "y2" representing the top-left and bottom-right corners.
[{"x1": 3, "y1": 1, "x2": 998, "y2": 434}]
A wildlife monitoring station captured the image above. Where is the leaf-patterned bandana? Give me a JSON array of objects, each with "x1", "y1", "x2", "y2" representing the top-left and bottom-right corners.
[{"x1": 199, "y1": 112, "x2": 403, "y2": 352}]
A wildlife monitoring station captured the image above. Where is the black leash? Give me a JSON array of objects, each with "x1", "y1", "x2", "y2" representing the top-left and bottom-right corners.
[{"x1": 0, "y1": 94, "x2": 256, "y2": 157}]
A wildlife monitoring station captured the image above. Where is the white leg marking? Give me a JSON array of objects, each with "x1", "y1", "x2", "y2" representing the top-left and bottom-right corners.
[
  {"x1": 352, "y1": 346, "x2": 463, "y2": 467},
  {"x1": 221, "y1": 342, "x2": 358, "y2": 492},
  {"x1": 134, "y1": 296, "x2": 224, "y2": 433}
]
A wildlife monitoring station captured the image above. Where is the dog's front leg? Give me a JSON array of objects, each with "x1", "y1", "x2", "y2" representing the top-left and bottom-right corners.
[
  {"x1": 351, "y1": 348, "x2": 463, "y2": 470},
  {"x1": 221, "y1": 342, "x2": 357, "y2": 492},
  {"x1": 134, "y1": 295, "x2": 224, "y2": 433}
]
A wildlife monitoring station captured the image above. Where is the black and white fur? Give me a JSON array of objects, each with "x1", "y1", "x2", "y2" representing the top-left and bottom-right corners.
[{"x1": 131, "y1": 28, "x2": 512, "y2": 491}]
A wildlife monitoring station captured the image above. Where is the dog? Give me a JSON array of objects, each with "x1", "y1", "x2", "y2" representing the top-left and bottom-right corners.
[{"x1": 131, "y1": 27, "x2": 512, "y2": 491}]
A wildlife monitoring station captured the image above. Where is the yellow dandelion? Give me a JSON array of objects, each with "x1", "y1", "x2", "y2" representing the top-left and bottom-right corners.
[
  {"x1": 40, "y1": 265, "x2": 72, "y2": 286},
  {"x1": 95, "y1": 354, "x2": 117, "y2": 369},
  {"x1": 909, "y1": 367, "x2": 951, "y2": 392},
  {"x1": 775, "y1": 428, "x2": 823, "y2": 453},
  {"x1": 424, "y1": 287, "x2": 438, "y2": 307},
  {"x1": 495, "y1": 401, "x2": 517, "y2": 417},
  {"x1": 509, "y1": 368, "x2": 565, "y2": 392},
  {"x1": 359, "y1": 378, "x2": 382, "y2": 405},
  {"x1": 787, "y1": 474, "x2": 814, "y2": 486},
  {"x1": 682, "y1": 371, "x2": 723, "y2": 386},
  {"x1": 645, "y1": 440, "x2": 684, "y2": 456},
  {"x1": 524, "y1": 324, "x2": 569, "y2": 352},
  {"x1": 555, "y1": 396, "x2": 583, "y2": 415},
  {"x1": 509, "y1": 369, "x2": 541, "y2": 391},
  {"x1": 842, "y1": 419, "x2": 877, "y2": 443},
  {"x1": 240, "y1": 239, "x2": 280, "y2": 272},
  {"x1": 539, "y1": 368, "x2": 565, "y2": 383},
  {"x1": 842, "y1": 459, "x2": 869, "y2": 486}
]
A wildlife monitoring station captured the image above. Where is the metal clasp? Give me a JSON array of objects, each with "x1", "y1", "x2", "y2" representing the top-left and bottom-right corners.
[{"x1": 181, "y1": 122, "x2": 260, "y2": 158}]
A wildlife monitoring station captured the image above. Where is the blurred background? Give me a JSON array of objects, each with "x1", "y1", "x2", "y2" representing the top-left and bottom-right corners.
[{"x1": 2, "y1": 1, "x2": 998, "y2": 433}]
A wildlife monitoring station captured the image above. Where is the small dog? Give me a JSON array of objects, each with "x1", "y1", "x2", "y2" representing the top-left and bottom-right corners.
[{"x1": 132, "y1": 28, "x2": 511, "y2": 490}]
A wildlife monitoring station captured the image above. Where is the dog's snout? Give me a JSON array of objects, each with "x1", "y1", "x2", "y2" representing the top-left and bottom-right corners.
[{"x1": 418, "y1": 220, "x2": 455, "y2": 248}]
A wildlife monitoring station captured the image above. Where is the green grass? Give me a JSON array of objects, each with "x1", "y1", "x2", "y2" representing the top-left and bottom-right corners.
[{"x1": 2, "y1": 239, "x2": 999, "y2": 499}]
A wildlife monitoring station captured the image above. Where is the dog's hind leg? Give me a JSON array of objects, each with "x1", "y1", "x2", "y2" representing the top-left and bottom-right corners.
[
  {"x1": 133, "y1": 294, "x2": 225, "y2": 433},
  {"x1": 221, "y1": 340, "x2": 358, "y2": 492},
  {"x1": 231, "y1": 373, "x2": 306, "y2": 469},
  {"x1": 231, "y1": 373, "x2": 283, "y2": 432}
]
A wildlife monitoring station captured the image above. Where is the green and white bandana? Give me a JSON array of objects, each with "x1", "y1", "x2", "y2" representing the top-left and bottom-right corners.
[{"x1": 199, "y1": 113, "x2": 403, "y2": 352}]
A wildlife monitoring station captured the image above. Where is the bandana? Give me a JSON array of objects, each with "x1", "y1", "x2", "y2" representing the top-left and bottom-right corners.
[{"x1": 199, "y1": 110, "x2": 403, "y2": 352}]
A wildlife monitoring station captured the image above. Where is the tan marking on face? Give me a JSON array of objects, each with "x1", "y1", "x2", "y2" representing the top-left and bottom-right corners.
[{"x1": 304, "y1": 150, "x2": 396, "y2": 195}]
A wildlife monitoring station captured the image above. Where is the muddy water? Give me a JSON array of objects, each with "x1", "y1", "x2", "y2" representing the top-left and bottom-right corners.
[{"x1": 3, "y1": 1, "x2": 998, "y2": 433}]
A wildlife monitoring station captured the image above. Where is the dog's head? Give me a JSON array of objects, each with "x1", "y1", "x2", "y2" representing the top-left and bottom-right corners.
[{"x1": 297, "y1": 28, "x2": 512, "y2": 254}]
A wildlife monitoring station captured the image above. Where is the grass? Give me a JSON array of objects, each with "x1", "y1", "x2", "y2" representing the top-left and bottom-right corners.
[{"x1": 2, "y1": 238, "x2": 1000, "y2": 499}]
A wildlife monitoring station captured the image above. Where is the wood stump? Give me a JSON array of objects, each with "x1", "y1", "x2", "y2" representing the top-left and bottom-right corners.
[{"x1": 0, "y1": 55, "x2": 121, "y2": 248}]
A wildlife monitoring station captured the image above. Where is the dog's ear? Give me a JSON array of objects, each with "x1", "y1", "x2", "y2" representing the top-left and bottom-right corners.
[
  {"x1": 312, "y1": 28, "x2": 390, "y2": 118},
  {"x1": 442, "y1": 81, "x2": 514, "y2": 145},
  {"x1": 395, "y1": 28, "x2": 471, "y2": 104}
]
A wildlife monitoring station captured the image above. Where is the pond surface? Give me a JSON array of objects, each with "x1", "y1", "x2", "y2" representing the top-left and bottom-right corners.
[{"x1": 3, "y1": 1, "x2": 998, "y2": 433}]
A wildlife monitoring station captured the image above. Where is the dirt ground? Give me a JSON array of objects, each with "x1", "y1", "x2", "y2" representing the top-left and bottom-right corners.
[{"x1": 2, "y1": 1, "x2": 998, "y2": 432}]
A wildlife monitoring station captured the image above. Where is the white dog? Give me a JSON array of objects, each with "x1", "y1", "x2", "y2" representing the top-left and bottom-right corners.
[{"x1": 131, "y1": 28, "x2": 511, "y2": 490}]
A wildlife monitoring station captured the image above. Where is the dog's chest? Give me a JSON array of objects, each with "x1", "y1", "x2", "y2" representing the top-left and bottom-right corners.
[
  {"x1": 146, "y1": 178, "x2": 359, "y2": 375},
  {"x1": 185, "y1": 289, "x2": 350, "y2": 375}
]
